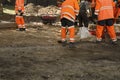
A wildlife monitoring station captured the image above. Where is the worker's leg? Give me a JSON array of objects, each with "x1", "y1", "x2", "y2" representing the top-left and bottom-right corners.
[
  {"x1": 96, "y1": 25, "x2": 104, "y2": 41},
  {"x1": 21, "y1": 16, "x2": 25, "y2": 28},
  {"x1": 77, "y1": 14, "x2": 83, "y2": 35},
  {"x1": 68, "y1": 26, "x2": 76, "y2": 48},
  {"x1": 61, "y1": 27, "x2": 67, "y2": 42},
  {"x1": 106, "y1": 19, "x2": 117, "y2": 41},
  {"x1": 68, "y1": 26, "x2": 75, "y2": 42},
  {"x1": 20, "y1": 16, "x2": 26, "y2": 31},
  {"x1": 106, "y1": 26, "x2": 117, "y2": 41},
  {"x1": 61, "y1": 18, "x2": 67, "y2": 42},
  {"x1": 78, "y1": 14, "x2": 83, "y2": 27},
  {"x1": 83, "y1": 13, "x2": 89, "y2": 28},
  {"x1": 66, "y1": 19, "x2": 76, "y2": 48},
  {"x1": 96, "y1": 20, "x2": 105, "y2": 41},
  {"x1": 15, "y1": 16, "x2": 22, "y2": 28}
]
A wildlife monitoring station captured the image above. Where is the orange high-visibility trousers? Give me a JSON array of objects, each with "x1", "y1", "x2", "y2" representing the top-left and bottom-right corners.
[
  {"x1": 106, "y1": 25, "x2": 117, "y2": 40},
  {"x1": 96, "y1": 25, "x2": 104, "y2": 40},
  {"x1": 61, "y1": 26, "x2": 75, "y2": 42},
  {"x1": 15, "y1": 16, "x2": 25, "y2": 28},
  {"x1": 68, "y1": 26, "x2": 75, "y2": 42},
  {"x1": 61, "y1": 27, "x2": 66, "y2": 41},
  {"x1": 96, "y1": 25, "x2": 116, "y2": 40}
]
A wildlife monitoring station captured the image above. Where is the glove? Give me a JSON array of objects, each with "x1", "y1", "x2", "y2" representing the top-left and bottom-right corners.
[
  {"x1": 17, "y1": 10, "x2": 23, "y2": 16},
  {"x1": 94, "y1": 11, "x2": 99, "y2": 19}
]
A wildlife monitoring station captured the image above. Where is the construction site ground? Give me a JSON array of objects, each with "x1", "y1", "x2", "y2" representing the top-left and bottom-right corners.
[{"x1": 0, "y1": 13, "x2": 120, "y2": 80}]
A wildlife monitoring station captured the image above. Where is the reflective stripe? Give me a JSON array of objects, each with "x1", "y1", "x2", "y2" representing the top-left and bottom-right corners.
[
  {"x1": 76, "y1": 14, "x2": 79, "y2": 16},
  {"x1": 100, "y1": 6, "x2": 113, "y2": 11},
  {"x1": 18, "y1": 25, "x2": 22, "y2": 26},
  {"x1": 68, "y1": 26, "x2": 74, "y2": 29},
  {"x1": 95, "y1": 10, "x2": 99, "y2": 12},
  {"x1": 63, "y1": 16, "x2": 75, "y2": 22},
  {"x1": 62, "y1": 5, "x2": 79, "y2": 15},
  {"x1": 22, "y1": 25, "x2": 25, "y2": 26},
  {"x1": 61, "y1": 27, "x2": 66, "y2": 28},
  {"x1": 74, "y1": 10, "x2": 79, "y2": 13},
  {"x1": 62, "y1": 38, "x2": 66, "y2": 41},
  {"x1": 16, "y1": 16, "x2": 23, "y2": 17},
  {"x1": 70, "y1": 38, "x2": 75, "y2": 41},
  {"x1": 94, "y1": 12, "x2": 98, "y2": 15},
  {"x1": 62, "y1": 12, "x2": 75, "y2": 20},
  {"x1": 62, "y1": 5, "x2": 74, "y2": 11},
  {"x1": 95, "y1": 10, "x2": 99, "y2": 15},
  {"x1": 97, "y1": 38, "x2": 102, "y2": 41},
  {"x1": 112, "y1": 38, "x2": 117, "y2": 41}
]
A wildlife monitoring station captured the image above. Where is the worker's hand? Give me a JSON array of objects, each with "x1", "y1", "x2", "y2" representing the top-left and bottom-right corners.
[
  {"x1": 18, "y1": 10, "x2": 22, "y2": 13},
  {"x1": 94, "y1": 12, "x2": 98, "y2": 19},
  {"x1": 94, "y1": 9, "x2": 99, "y2": 15},
  {"x1": 94, "y1": 12, "x2": 98, "y2": 15},
  {"x1": 16, "y1": 10, "x2": 23, "y2": 16}
]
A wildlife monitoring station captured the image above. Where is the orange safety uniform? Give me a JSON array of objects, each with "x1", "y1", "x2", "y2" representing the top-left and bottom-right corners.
[
  {"x1": 95, "y1": 0, "x2": 117, "y2": 41},
  {"x1": 15, "y1": 0, "x2": 25, "y2": 29},
  {"x1": 60, "y1": 0, "x2": 79, "y2": 42},
  {"x1": 118, "y1": 0, "x2": 120, "y2": 17},
  {"x1": 114, "y1": 0, "x2": 120, "y2": 21},
  {"x1": 118, "y1": 0, "x2": 120, "y2": 12}
]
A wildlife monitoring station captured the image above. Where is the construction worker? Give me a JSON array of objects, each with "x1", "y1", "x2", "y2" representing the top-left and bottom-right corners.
[
  {"x1": 117, "y1": 0, "x2": 120, "y2": 18},
  {"x1": 89, "y1": 0, "x2": 97, "y2": 24},
  {"x1": 114, "y1": 0, "x2": 120, "y2": 22},
  {"x1": 95, "y1": 0, "x2": 117, "y2": 44},
  {"x1": 60, "y1": 0, "x2": 79, "y2": 48},
  {"x1": 15, "y1": 0, "x2": 26, "y2": 31},
  {"x1": 78, "y1": 0, "x2": 90, "y2": 28}
]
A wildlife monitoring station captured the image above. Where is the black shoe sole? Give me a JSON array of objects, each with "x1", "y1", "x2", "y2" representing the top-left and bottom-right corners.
[
  {"x1": 69, "y1": 42, "x2": 76, "y2": 48},
  {"x1": 57, "y1": 40, "x2": 67, "y2": 47}
]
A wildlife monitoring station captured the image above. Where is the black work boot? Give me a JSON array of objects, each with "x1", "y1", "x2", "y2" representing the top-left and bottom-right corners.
[
  {"x1": 96, "y1": 40, "x2": 102, "y2": 44},
  {"x1": 69, "y1": 42, "x2": 76, "y2": 48},
  {"x1": 16, "y1": 28, "x2": 23, "y2": 31},
  {"x1": 111, "y1": 41, "x2": 117, "y2": 45},
  {"x1": 22, "y1": 28, "x2": 26, "y2": 31},
  {"x1": 61, "y1": 40, "x2": 67, "y2": 47},
  {"x1": 57, "y1": 40, "x2": 67, "y2": 47},
  {"x1": 96, "y1": 38, "x2": 102, "y2": 44},
  {"x1": 111, "y1": 39, "x2": 118, "y2": 45}
]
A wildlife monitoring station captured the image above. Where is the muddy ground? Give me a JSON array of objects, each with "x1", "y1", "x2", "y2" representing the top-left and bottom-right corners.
[{"x1": 0, "y1": 14, "x2": 120, "y2": 80}]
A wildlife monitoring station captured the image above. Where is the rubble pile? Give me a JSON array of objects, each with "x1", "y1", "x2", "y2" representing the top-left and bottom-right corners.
[
  {"x1": 38, "y1": 5, "x2": 60, "y2": 16},
  {"x1": 25, "y1": 3, "x2": 41, "y2": 16},
  {"x1": 25, "y1": 3, "x2": 60, "y2": 16}
]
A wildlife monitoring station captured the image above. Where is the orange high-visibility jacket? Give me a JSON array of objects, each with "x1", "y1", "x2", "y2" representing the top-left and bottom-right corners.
[
  {"x1": 61, "y1": 0, "x2": 79, "y2": 22},
  {"x1": 15, "y1": 0, "x2": 25, "y2": 12},
  {"x1": 116, "y1": 0, "x2": 120, "y2": 17},
  {"x1": 95, "y1": 0, "x2": 115, "y2": 21}
]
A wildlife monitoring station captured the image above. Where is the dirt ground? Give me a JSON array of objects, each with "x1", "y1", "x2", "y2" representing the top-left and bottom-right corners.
[{"x1": 0, "y1": 14, "x2": 120, "y2": 80}]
